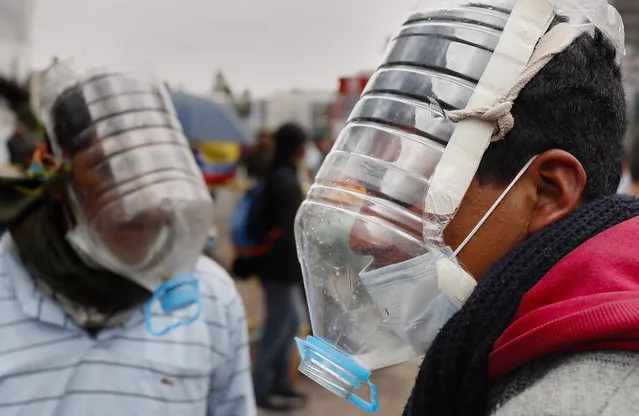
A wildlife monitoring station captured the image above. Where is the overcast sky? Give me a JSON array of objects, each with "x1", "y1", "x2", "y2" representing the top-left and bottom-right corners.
[{"x1": 31, "y1": 0, "x2": 416, "y2": 97}]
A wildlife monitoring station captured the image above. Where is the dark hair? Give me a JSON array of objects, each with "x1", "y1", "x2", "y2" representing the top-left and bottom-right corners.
[
  {"x1": 477, "y1": 29, "x2": 626, "y2": 200},
  {"x1": 272, "y1": 122, "x2": 307, "y2": 165},
  {"x1": 0, "y1": 77, "x2": 29, "y2": 110},
  {"x1": 7, "y1": 134, "x2": 37, "y2": 166}
]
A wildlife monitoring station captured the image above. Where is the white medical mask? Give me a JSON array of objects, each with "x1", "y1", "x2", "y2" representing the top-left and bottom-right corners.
[
  {"x1": 295, "y1": 158, "x2": 536, "y2": 414},
  {"x1": 359, "y1": 249, "x2": 459, "y2": 353},
  {"x1": 357, "y1": 157, "x2": 536, "y2": 355}
]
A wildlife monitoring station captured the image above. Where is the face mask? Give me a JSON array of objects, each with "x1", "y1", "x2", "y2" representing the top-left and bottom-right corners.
[
  {"x1": 359, "y1": 156, "x2": 535, "y2": 354},
  {"x1": 359, "y1": 249, "x2": 460, "y2": 353},
  {"x1": 295, "y1": 155, "x2": 536, "y2": 412},
  {"x1": 37, "y1": 64, "x2": 214, "y2": 336}
]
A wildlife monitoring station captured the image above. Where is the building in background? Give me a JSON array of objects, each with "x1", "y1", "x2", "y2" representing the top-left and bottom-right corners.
[
  {"x1": 0, "y1": 0, "x2": 36, "y2": 164},
  {"x1": 244, "y1": 73, "x2": 376, "y2": 141},
  {"x1": 311, "y1": 101, "x2": 332, "y2": 139},
  {"x1": 330, "y1": 72, "x2": 372, "y2": 140},
  {"x1": 0, "y1": 0, "x2": 35, "y2": 87},
  {"x1": 245, "y1": 89, "x2": 335, "y2": 138}
]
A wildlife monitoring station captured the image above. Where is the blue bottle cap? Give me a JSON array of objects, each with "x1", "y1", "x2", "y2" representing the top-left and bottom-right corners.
[{"x1": 295, "y1": 335, "x2": 379, "y2": 413}]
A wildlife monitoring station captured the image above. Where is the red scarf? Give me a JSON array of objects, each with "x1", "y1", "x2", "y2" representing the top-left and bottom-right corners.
[{"x1": 489, "y1": 216, "x2": 639, "y2": 380}]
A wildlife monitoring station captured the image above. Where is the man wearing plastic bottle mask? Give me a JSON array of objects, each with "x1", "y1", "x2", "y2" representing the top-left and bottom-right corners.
[
  {"x1": 0, "y1": 65, "x2": 257, "y2": 415},
  {"x1": 65, "y1": 134, "x2": 176, "y2": 270},
  {"x1": 293, "y1": 1, "x2": 639, "y2": 415},
  {"x1": 403, "y1": 28, "x2": 632, "y2": 414}
]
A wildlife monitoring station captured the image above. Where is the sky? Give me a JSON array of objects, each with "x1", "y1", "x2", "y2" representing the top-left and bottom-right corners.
[{"x1": 31, "y1": 0, "x2": 417, "y2": 97}]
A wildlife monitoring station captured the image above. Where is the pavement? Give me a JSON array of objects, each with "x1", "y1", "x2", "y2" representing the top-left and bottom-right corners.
[
  {"x1": 257, "y1": 361, "x2": 419, "y2": 416},
  {"x1": 213, "y1": 187, "x2": 420, "y2": 416},
  {"x1": 234, "y1": 278, "x2": 419, "y2": 416}
]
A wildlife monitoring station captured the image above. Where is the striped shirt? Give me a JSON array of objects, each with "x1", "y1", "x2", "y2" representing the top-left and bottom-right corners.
[{"x1": 0, "y1": 238, "x2": 257, "y2": 416}]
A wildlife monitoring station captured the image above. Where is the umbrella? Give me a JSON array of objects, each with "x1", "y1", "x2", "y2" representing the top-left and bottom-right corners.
[
  {"x1": 170, "y1": 91, "x2": 254, "y2": 145},
  {"x1": 170, "y1": 91, "x2": 255, "y2": 185}
]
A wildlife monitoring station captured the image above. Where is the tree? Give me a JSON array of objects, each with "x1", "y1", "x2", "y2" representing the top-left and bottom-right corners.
[
  {"x1": 212, "y1": 70, "x2": 233, "y2": 99},
  {"x1": 234, "y1": 89, "x2": 252, "y2": 119}
]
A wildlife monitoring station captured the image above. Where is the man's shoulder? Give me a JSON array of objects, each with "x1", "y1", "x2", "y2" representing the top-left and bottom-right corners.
[
  {"x1": 194, "y1": 255, "x2": 234, "y2": 287},
  {"x1": 194, "y1": 255, "x2": 240, "y2": 304},
  {"x1": 490, "y1": 350, "x2": 639, "y2": 416}
]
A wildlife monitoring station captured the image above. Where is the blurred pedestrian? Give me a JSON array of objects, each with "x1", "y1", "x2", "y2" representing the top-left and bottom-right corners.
[
  {"x1": 241, "y1": 129, "x2": 273, "y2": 180},
  {"x1": 0, "y1": 66, "x2": 256, "y2": 416},
  {"x1": 617, "y1": 145, "x2": 631, "y2": 194},
  {"x1": 7, "y1": 122, "x2": 37, "y2": 168},
  {"x1": 252, "y1": 123, "x2": 308, "y2": 411},
  {"x1": 303, "y1": 133, "x2": 333, "y2": 179}
]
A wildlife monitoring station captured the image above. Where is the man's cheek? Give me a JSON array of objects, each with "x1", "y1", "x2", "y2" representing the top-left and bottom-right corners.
[{"x1": 442, "y1": 224, "x2": 459, "y2": 250}]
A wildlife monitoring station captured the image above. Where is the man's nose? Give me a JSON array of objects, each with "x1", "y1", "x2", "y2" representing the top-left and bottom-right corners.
[
  {"x1": 349, "y1": 217, "x2": 415, "y2": 268},
  {"x1": 349, "y1": 217, "x2": 378, "y2": 257}
]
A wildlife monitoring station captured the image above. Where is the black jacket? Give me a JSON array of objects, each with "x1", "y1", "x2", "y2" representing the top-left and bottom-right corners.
[{"x1": 259, "y1": 163, "x2": 304, "y2": 284}]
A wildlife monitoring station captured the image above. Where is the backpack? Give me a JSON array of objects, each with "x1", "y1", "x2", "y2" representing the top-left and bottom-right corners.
[{"x1": 230, "y1": 180, "x2": 283, "y2": 278}]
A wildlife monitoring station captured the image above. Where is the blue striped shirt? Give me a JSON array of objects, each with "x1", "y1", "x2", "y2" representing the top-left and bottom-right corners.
[{"x1": 0, "y1": 238, "x2": 257, "y2": 416}]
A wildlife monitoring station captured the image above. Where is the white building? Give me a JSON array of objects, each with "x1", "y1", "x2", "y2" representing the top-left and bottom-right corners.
[
  {"x1": 246, "y1": 89, "x2": 335, "y2": 137},
  {"x1": 0, "y1": 0, "x2": 36, "y2": 164}
]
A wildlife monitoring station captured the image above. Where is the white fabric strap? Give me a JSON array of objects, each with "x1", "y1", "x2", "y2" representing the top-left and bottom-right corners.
[
  {"x1": 436, "y1": 257, "x2": 477, "y2": 308},
  {"x1": 424, "y1": 0, "x2": 555, "y2": 221},
  {"x1": 447, "y1": 23, "x2": 582, "y2": 141}
]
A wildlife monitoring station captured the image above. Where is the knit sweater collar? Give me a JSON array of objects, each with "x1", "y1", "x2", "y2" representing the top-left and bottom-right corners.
[{"x1": 406, "y1": 195, "x2": 639, "y2": 416}]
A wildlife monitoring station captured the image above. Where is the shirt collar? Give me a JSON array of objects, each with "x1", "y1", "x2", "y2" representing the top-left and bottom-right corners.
[{"x1": 2, "y1": 234, "x2": 72, "y2": 328}]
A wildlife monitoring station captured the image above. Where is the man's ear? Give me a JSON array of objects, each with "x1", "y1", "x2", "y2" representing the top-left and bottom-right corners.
[{"x1": 527, "y1": 149, "x2": 587, "y2": 234}]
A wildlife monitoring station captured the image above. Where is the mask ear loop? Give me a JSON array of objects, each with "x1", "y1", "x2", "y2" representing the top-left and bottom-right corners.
[
  {"x1": 145, "y1": 275, "x2": 202, "y2": 336},
  {"x1": 453, "y1": 155, "x2": 539, "y2": 257}
]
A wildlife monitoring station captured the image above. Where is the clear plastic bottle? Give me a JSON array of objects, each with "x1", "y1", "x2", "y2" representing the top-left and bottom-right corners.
[
  {"x1": 294, "y1": 1, "x2": 513, "y2": 412},
  {"x1": 294, "y1": 0, "x2": 625, "y2": 412}
]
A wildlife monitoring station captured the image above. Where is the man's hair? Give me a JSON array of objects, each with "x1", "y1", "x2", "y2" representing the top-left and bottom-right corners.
[{"x1": 477, "y1": 29, "x2": 626, "y2": 200}]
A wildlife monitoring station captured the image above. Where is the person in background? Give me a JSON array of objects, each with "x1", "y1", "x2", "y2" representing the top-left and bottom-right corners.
[
  {"x1": 0, "y1": 66, "x2": 256, "y2": 416},
  {"x1": 241, "y1": 129, "x2": 273, "y2": 181},
  {"x1": 618, "y1": 144, "x2": 632, "y2": 194},
  {"x1": 314, "y1": 134, "x2": 334, "y2": 162},
  {"x1": 7, "y1": 122, "x2": 37, "y2": 169},
  {"x1": 252, "y1": 123, "x2": 308, "y2": 411},
  {"x1": 303, "y1": 136, "x2": 323, "y2": 179},
  {"x1": 304, "y1": 133, "x2": 334, "y2": 180}
]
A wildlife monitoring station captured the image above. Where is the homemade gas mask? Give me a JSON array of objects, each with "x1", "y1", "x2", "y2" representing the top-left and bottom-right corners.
[
  {"x1": 35, "y1": 64, "x2": 214, "y2": 336},
  {"x1": 293, "y1": 0, "x2": 624, "y2": 412}
]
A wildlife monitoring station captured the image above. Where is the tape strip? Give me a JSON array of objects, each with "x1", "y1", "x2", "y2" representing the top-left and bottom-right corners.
[{"x1": 423, "y1": 0, "x2": 555, "y2": 222}]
